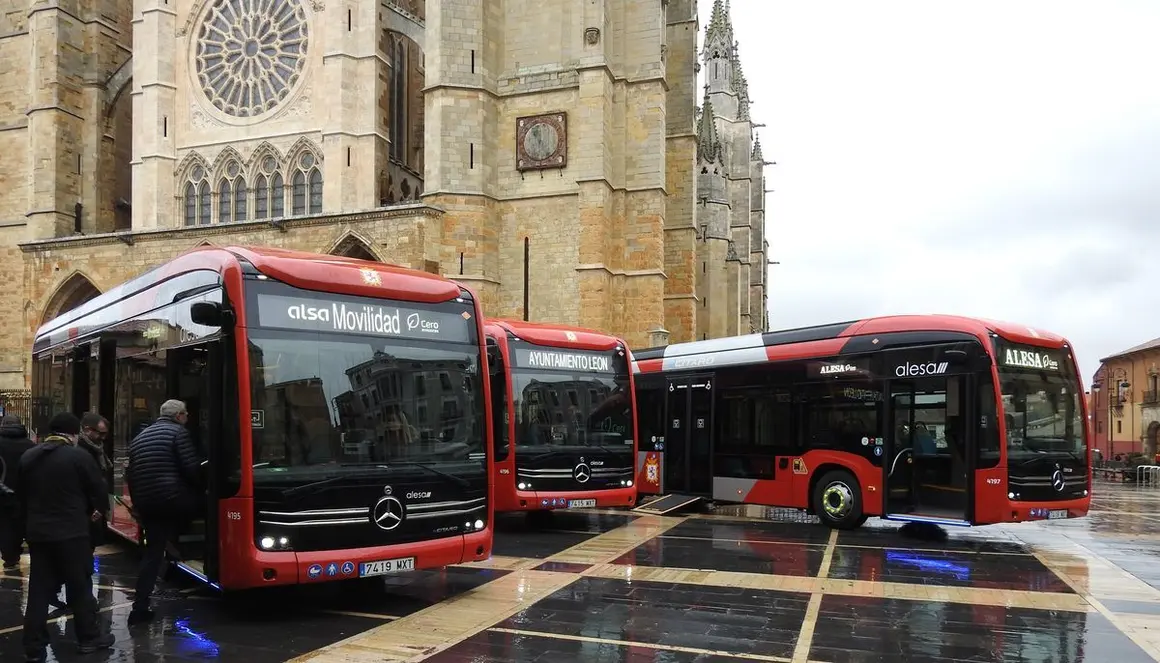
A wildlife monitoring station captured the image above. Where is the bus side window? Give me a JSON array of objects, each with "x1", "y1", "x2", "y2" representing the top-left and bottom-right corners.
[
  {"x1": 802, "y1": 381, "x2": 883, "y2": 466},
  {"x1": 486, "y1": 343, "x2": 509, "y2": 462}
]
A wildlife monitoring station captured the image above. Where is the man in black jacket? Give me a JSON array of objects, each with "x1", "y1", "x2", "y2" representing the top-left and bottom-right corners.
[
  {"x1": 0, "y1": 415, "x2": 35, "y2": 570},
  {"x1": 20, "y1": 412, "x2": 114, "y2": 662},
  {"x1": 126, "y1": 399, "x2": 203, "y2": 625},
  {"x1": 78, "y1": 412, "x2": 112, "y2": 549}
]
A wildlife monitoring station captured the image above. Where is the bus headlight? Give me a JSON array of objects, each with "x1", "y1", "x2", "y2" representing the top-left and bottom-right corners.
[
  {"x1": 474, "y1": 519, "x2": 485, "y2": 530},
  {"x1": 258, "y1": 535, "x2": 293, "y2": 551},
  {"x1": 518, "y1": 482, "x2": 531, "y2": 490}
]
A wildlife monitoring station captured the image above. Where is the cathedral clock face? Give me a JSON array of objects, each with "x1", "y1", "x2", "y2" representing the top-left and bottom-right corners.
[
  {"x1": 524, "y1": 123, "x2": 560, "y2": 161},
  {"x1": 193, "y1": 0, "x2": 310, "y2": 119},
  {"x1": 516, "y1": 113, "x2": 568, "y2": 171}
]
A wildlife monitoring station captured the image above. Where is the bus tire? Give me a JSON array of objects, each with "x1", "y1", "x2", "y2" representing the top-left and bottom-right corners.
[{"x1": 813, "y1": 470, "x2": 864, "y2": 530}]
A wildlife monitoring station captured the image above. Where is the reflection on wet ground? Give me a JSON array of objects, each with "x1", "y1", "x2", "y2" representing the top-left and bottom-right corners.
[
  {"x1": 3, "y1": 484, "x2": 1160, "y2": 661},
  {"x1": 810, "y1": 596, "x2": 1145, "y2": 663},
  {"x1": 498, "y1": 575, "x2": 810, "y2": 658},
  {"x1": 826, "y1": 545, "x2": 1074, "y2": 592}
]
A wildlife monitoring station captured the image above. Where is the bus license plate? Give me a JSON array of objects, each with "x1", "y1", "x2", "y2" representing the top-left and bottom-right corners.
[
  {"x1": 568, "y1": 499, "x2": 596, "y2": 508},
  {"x1": 1047, "y1": 509, "x2": 1069, "y2": 520},
  {"x1": 360, "y1": 557, "x2": 416, "y2": 577}
]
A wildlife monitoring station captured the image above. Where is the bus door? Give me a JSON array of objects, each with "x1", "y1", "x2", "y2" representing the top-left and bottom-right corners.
[
  {"x1": 665, "y1": 376, "x2": 714, "y2": 495},
  {"x1": 485, "y1": 340, "x2": 512, "y2": 503},
  {"x1": 169, "y1": 343, "x2": 222, "y2": 580},
  {"x1": 883, "y1": 374, "x2": 972, "y2": 523}
]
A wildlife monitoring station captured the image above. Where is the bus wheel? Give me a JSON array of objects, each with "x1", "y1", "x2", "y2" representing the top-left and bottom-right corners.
[{"x1": 813, "y1": 470, "x2": 864, "y2": 530}]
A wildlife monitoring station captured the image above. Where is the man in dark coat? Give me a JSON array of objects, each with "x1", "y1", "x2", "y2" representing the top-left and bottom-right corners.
[
  {"x1": 20, "y1": 412, "x2": 114, "y2": 661},
  {"x1": 0, "y1": 414, "x2": 35, "y2": 570},
  {"x1": 78, "y1": 412, "x2": 112, "y2": 549},
  {"x1": 126, "y1": 399, "x2": 203, "y2": 625}
]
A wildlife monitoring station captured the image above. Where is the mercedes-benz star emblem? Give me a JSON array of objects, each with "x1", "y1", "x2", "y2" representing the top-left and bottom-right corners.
[
  {"x1": 371, "y1": 496, "x2": 405, "y2": 530},
  {"x1": 1051, "y1": 469, "x2": 1066, "y2": 492},
  {"x1": 573, "y1": 462, "x2": 591, "y2": 484}
]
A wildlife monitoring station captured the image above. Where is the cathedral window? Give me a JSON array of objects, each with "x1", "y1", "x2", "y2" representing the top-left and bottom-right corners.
[
  {"x1": 183, "y1": 164, "x2": 212, "y2": 226},
  {"x1": 194, "y1": 0, "x2": 309, "y2": 118},
  {"x1": 217, "y1": 160, "x2": 247, "y2": 223},
  {"x1": 390, "y1": 39, "x2": 406, "y2": 162},
  {"x1": 290, "y1": 151, "x2": 322, "y2": 215},
  {"x1": 253, "y1": 155, "x2": 285, "y2": 219}
]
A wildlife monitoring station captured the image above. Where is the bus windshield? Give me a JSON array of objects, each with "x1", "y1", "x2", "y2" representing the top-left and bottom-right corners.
[
  {"x1": 245, "y1": 281, "x2": 485, "y2": 486},
  {"x1": 508, "y1": 345, "x2": 633, "y2": 452},
  {"x1": 997, "y1": 348, "x2": 1086, "y2": 464}
]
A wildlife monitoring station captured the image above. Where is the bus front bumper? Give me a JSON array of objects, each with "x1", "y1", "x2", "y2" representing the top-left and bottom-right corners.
[
  {"x1": 514, "y1": 486, "x2": 637, "y2": 511},
  {"x1": 1008, "y1": 496, "x2": 1090, "y2": 522},
  {"x1": 227, "y1": 529, "x2": 492, "y2": 589}
]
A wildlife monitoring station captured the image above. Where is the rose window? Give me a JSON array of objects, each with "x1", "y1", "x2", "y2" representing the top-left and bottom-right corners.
[{"x1": 194, "y1": 0, "x2": 309, "y2": 118}]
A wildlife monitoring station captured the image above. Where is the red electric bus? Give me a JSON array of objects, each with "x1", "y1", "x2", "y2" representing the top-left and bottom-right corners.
[
  {"x1": 631, "y1": 314, "x2": 1091, "y2": 529},
  {"x1": 483, "y1": 319, "x2": 638, "y2": 513},
  {"x1": 30, "y1": 246, "x2": 493, "y2": 589}
]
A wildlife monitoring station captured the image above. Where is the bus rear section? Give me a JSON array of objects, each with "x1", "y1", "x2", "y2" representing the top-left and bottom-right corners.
[
  {"x1": 631, "y1": 315, "x2": 1091, "y2": 529},
  {"x1": 31, "y1": 245, "x2": 494, "y2": 591},
  {"x1": 484, "y1": 319, "x2": 638, "y2": 513}
]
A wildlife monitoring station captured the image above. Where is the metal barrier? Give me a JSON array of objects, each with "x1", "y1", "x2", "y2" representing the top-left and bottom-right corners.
[{"x1": 1137, "y1": 465, "x2": 1160, "y2": 486}]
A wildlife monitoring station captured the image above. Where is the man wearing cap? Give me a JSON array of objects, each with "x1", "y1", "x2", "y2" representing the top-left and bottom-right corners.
[{"x1": 19, "y1": 412, "x2": 114, "y2": 661}]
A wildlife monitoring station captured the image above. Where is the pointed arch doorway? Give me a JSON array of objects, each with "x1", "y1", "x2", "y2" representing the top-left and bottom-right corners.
[
  {"x1": 41, "y1": 273, "x2": 102, "y2": 326},
  {"x1": 330, "y1": 235, "x2": 381, "y2": 262}
]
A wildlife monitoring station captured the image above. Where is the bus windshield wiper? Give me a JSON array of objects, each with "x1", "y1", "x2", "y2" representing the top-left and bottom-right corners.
[
  {"x1": 280, "y1": 475, "x2": 346, "y2": 499},
  {"x1": 385, "y1": 462, "x2": 471, "y2": 488}
]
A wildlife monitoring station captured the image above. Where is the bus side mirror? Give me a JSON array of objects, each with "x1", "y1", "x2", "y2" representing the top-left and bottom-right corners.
[
  {"x1": 191, "y1": 302, "x2": 233, "y2": 327},
  {"x1": 486, "y1": 349, "x2": 503, "y2": 376}
]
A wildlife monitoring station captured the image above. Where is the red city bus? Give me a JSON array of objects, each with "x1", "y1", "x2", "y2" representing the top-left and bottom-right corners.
[
  {"x1": 30, "y1": 246, "x2": 493, "y2": 589},
  {"x1": 631, "y1": 314, "x2": 1091, "y2": 529},
  {"x1": 483, "y1": 319, "x2": 638, "y2": 513}
]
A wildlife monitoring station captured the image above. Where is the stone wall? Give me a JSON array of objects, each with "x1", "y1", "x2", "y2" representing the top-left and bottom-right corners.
[
  {"x1": 422, "y1": 0, "x2": 674, "y2": 350},
  {"x1": 15, "y1": 207, "x2": 441, "y2": 387},
  {"x1": 0, "y1": 0, "x2": 719, "y2": 388}
]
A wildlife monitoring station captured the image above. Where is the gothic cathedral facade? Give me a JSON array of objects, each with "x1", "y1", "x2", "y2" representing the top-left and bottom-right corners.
[{"x1": 0, "y1": 0, "x2": 768, "y2": 390}]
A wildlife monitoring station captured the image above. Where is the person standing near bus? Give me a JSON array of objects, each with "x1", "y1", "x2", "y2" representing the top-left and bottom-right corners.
[
  {"x1": 78, "y1": 413, "x2": 112, "y2": 549},
  {"x1": 0, "y1": 414, "x2": 35, "y2": 570},
  {"x1": 19, "y1": 412, "x2": 114, "y2": 661},
  {"x1": 125, "y1": 399, "x2": 203, "y2": 625}
]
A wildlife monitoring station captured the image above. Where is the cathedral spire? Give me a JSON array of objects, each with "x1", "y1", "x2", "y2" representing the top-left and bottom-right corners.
[
  {"x1": 705, "y1": 0, "x2": 734, "y2": 48},
  {"x1": 697, "y1": 93, "x2": 722, "y2": 164},
  {"x1": 751, "y1": 136, "x2": 763, "y2": 161}
]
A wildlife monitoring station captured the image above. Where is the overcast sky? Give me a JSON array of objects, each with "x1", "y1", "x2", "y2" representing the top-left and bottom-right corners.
[{"x1": 707, "y1": 1, "x2": 1160, "y2": 386}]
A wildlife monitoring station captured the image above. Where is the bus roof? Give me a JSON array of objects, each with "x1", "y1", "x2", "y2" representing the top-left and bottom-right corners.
[
  {"x1": 484, "y1": 318, "x2": 625, "y2": 352},
  {"x1": 632, "y1": 313, "x2": 1073, "y2": 370},
  {"x1": 35, "y1": 245, "x2": 468, "y2": 343}
]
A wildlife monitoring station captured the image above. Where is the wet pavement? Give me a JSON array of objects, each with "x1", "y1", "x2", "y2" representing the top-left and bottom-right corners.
[{"x1": 4, "y1": 480, "x2": 1160, "y2": 661}]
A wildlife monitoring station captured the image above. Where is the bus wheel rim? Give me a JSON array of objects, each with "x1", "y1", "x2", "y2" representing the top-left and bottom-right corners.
[{"x1": 822, "y1": 482, "x2": 854, "y2": 519}]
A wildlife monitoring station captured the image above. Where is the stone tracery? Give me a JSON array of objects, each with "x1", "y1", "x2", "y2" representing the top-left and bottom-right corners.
[{"x1": 194, "y1": 0, "x2": 310, "y2": 118}]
